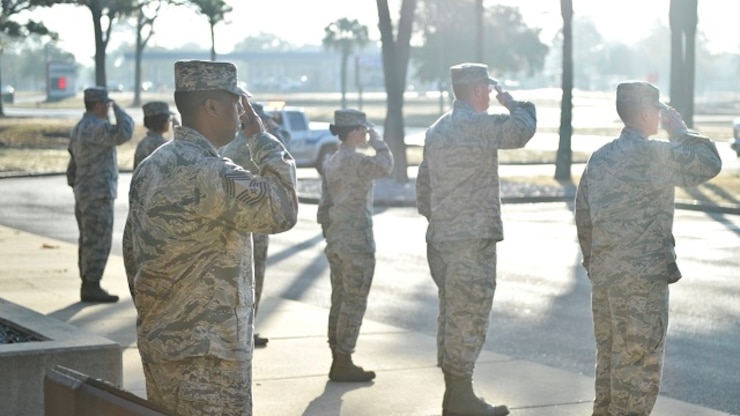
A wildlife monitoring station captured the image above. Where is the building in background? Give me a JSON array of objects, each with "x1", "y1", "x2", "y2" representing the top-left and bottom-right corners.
[{"x1": 46, "y1": 62, "x2": 77, "y2": 101}]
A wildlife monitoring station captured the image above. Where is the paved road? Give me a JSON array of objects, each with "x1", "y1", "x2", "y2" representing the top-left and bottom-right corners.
[{"x1": 0, "y1": 174, "x2": 738, "y2": 414}]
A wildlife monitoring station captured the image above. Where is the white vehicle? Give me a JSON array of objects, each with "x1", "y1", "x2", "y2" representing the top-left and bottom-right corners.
[
  {"x1": 261, "y1": 103, "x2": 338, "y2": 173},
  {"x1": 732, "y1": 117, "x2": 740, "y2": 157}
]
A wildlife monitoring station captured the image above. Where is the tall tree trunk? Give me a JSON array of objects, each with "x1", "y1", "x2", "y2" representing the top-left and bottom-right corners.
[
  {"x1": 684, "y1": 28, "x2": 695, "y2": 127},
  {"x1": 340, "y1": 51, "x2": 348, "y2": 109},
  {"x1": 476, "y1": 0, "x2": 484, "y2": 62},
  {"x1": 210, "y1": 24, "x2": 216, "y2": 61},
  {"x1": 0, "y1": 51, "x2": 5, "y2": 117},
  {"x1": 134, "y1": 13, "x2": 144, "y2": 107},
  {"x1": 669, "y1": 0, "x2": 697, "y2": 127},
  {"x1": 684, "y1": 1, "x2": 697, "y2": 128},
  {"x1": 377, "y1": 0, "x2": 415, "y2": 183},
  {"x1": 555, "y1": 0, "x2": 573, "y2": 181},
  {"x1": 669, "y1": 1, "x2": 684, "y2": 117},
  {"x1": 91, "y1": 4, "x2": 107, "y2": 87}
]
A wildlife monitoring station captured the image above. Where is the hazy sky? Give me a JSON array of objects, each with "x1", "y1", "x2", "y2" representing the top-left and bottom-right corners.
[{"x1": 23, "y1": 0, "x2": 740, "y2": 64}]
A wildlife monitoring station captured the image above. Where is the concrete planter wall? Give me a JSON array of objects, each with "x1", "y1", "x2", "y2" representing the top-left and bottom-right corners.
[{"x1": 0, "y1": 298, "x2": 122, "y2": 416}]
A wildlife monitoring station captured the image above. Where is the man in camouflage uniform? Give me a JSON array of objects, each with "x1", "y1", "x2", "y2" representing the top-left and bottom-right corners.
[
  {"x1": 575, "y1": 81, "x2": 721, "y2": 416},
  {"x1": 67, "y1": 86, "x2": 134, "y2": 303},
  {"x1": 123, "y1": 60, "x2": 298, "y2": 416},
  {"x1": 219, "y1": 104, "x2": 288, "y2": 348},
  {"x1": 133, "y1": 101, "x2": 175, "y2": 169},
  {"x1": 317, "y1": 109, "x2": 393, "y2": 382},
  {"x1": 416, "y1": 63, "x2": 536, "y2": 416}
]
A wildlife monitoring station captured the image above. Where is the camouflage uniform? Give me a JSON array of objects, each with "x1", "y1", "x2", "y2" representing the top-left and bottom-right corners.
[
  {"x1": 415, "y1": 65, "x2": 537, "y2": 377},
  {"x1": 67, "y1": 87, "x2": 134, "y2": 293},
  {"x1": 575, "y1": 81, "x2": 722, "y2": 416},
  {"x1": 317, "y1": 110, "x2": 393, "y2": 355},
  {"x1": 123, "y1": 60, "x2": 298, "y2": 416},
  {"x1": 134, "y1": 131, "x2": 168, "y2": 170},
  {"x1": 134, "y1": 101, "x2": 173, "y2": 169},
  {"x1": 220, "y1": 132, "x2": 270, "y2": 318}
]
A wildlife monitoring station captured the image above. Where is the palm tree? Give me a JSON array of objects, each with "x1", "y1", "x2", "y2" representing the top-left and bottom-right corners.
[
  {"x1": 189, "y1": 0, "x2": 232, "y2": 61},
  {"x1": 322, "y1": 18, "x2": 369, "y2": 109},
  {"x1": 555, "y1": 0, "x2": 573, "y2": 181}
]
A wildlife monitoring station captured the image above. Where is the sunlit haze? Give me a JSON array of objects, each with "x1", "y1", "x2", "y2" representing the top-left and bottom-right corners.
[{"x1": 21, "y1": 0, "x2": 740, "y2": 66}]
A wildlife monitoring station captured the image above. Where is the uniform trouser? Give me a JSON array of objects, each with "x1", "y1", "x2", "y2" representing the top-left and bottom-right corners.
[
  {"x1": 326, "y1": 249, "x2": 375, "y2": 354},
  {"x1": 143, "y1": 356, "x2": 251, "y2": 416},
  {"x1": 74, "y1": 197, "x2": 114, "y2": 285},
  {"x1": 427, "y1": 239, "x2": 497, "y2": 377},
  {"x1": 592, "y1": 278, "x2": 669, "y2": 416},
  {"x1": 253, "y1": 233, "x2": 269, "y2": 318}
]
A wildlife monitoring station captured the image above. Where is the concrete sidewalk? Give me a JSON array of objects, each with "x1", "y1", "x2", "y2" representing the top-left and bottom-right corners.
[{"x1": 0, "y1": 224, "x2": 732, "y2": 415}]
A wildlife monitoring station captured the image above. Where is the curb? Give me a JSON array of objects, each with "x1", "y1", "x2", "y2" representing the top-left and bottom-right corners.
[
  {"x1": 3, "y1": 171, "x2": 738, "y2": 215},
  {"x1": 298, "y1": 192, "x2": 740, "y2": 215},
  {"x1": 675, "y1": 200, "x2": 740, "y2": 215}
]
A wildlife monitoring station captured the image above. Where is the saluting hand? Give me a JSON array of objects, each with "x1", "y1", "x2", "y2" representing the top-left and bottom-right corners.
[
  {"x1": 661, "y1": 104, "x2": 688, "y2": 139},
  {"x1": 494, "y1": 85, "x2": 516, "y2": 110},
  {"x1": 240, "y1": 95, "x2": 265, "y2": 137}
]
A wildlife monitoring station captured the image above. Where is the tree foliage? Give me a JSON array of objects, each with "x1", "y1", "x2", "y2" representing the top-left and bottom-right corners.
[
  {"x1": 0, "y1": 0, "x2": 71, "y2": 116},
  {"x1": 187, "y1": 0, "x2": 232, "y2": 61},
  {"x1": 4, "y1": 40, "x2": 75, "y2": 85},
  {"x1": 131, "y1": 0, "x2": 174, "y2": 106},
  {"x1": 322, "y1": 18, "x2": 369, "y2": 109},
  {"x1": 413, "y1": 1, "x2": 548, "y2": 85},
  {"x1": 0, "y1": 0, "x2": 68, "y2": 39},
  {"x1": 234, "y1": 33, "x2": 292, "y2": 52}
]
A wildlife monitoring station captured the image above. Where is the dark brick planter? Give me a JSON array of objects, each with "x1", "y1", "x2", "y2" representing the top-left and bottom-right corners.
[{"x1": 0, "y1": 298, "x2": 122, "y2": 416}]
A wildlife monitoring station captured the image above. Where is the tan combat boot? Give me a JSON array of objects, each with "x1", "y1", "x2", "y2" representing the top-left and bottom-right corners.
[
  {"x1": 329, "y1": 352, "x2": 376, "y2": 382},
  {"x1": 443, "y1": 372, "x2": 509, "y2": 416},
  {"x1": 80, "y1": 282, "x2": 119, "y2": 303}
]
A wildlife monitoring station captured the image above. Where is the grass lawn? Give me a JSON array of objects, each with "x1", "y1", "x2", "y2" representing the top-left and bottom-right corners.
[{"x1": 0, "y1": 111, "x2": 738, "y2": 207}]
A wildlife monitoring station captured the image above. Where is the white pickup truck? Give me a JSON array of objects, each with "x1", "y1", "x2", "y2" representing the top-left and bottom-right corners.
[{"x1": 261, "y1": 104, "x2": 338, "y2": 172}]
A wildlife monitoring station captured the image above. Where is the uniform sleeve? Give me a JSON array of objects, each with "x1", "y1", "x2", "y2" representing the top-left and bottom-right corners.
[
  {"x1": 415, "y1": 154, "x2": 431, "y2": 220},
  {"x1": 220, "y1": 132, "x2": 298, "y2": 234},
  {"x1": 122, "y1": 212, "x2": 136, "y2": 300},
  {"x1": 317, "y1": 175, "x2": 332, "y2": 233},
  {"x1": 133, "y1": 143, "x2": 146, "y2": 170},
  {"x1": 356, "y1": 138, "x2": 394, "y2": 179},
  {"x1": 66, "y1": 147, "x2": 76, "y2": 187},
  {"x1": 574, "y1": 172, "x2": 592, "y2": 272},
  {"x1": 473, "y1": 101, "x2": 537, "y2": 150},
  {"x1": 89, "y1": 105, "x2": 135, "y2": 147},
  {"x1": 651, "y1": 131, "x2": 722, "y2": 187}
]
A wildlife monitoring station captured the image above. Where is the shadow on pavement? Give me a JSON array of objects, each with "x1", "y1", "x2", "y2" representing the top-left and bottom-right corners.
[{"x1": 301, "y1": 380, "x2": 374, "y2": 416}]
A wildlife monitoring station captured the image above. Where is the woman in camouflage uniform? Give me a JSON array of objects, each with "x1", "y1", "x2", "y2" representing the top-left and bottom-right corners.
[
  {"x1": 133, "y1": 101, "x2": 175, "y2": 170},
  {"x1": 317, "y1": 109, "x2": 393, "y2": 382}
]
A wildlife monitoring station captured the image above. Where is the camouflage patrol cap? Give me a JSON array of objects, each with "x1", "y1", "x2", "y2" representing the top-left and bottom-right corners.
[
  {"x1": 616, "y1": 81, "x2": 662, "y2": 107},
  {"x1": 449, "y1": 63, "x2": 498, "y2": 86},
  {"x1": 331, "y1": 109, "x2": 374, "y2": 129},
  {"x1": 174, "y1": 60, "x2": 250, "y2": 96},
  {"x1": 83, "y1": 87, "x2": 110, "y2": 103},
  {"x1": 142, "y1": 101, "x2": 172, "y2": 117}
]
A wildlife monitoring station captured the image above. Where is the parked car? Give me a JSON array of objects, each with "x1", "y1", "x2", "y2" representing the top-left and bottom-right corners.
[
  {"x1": 2, "y1": 85, "x2": 14, "y2": 104},
  {"x1": 261, "y1": 103, "x2": 337, "y2": 173},
  {"x1": 732, "y1": 118, "x2": 740, "y2": 157}
]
